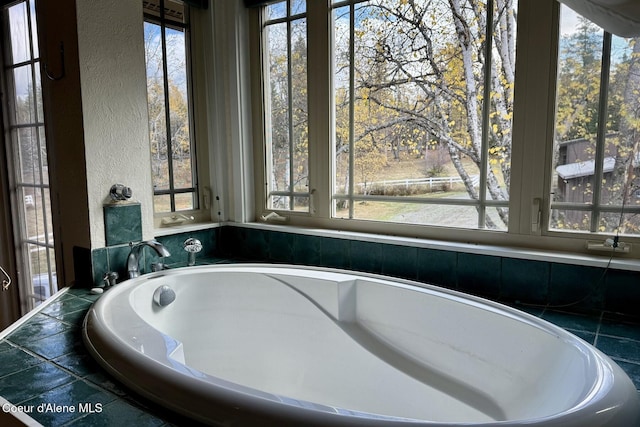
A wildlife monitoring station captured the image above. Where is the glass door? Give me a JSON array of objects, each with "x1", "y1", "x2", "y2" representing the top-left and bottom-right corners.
[{"x1": 1, "y1": 0, "x2": 57, "y2": 314}]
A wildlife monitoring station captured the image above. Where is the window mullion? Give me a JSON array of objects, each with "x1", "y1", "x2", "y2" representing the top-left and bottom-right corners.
[
  {"x1": 590, "y1": 31, "x2": 612, "y2": 232},
  {"x1": 478, "y1": 0, "x2": 494, "y2": 229},
  {"x1": 306, "y1": 0, "x2": 330, "y2": 218},
  {"x1": 347, "y1": 2, "x2": 355, "y2": 219},
  {"x1": 287, "y1": 7, "x2": 294, "y2": 209},
  {"x1": 159, "y1": 0, "x2": 176, "y2": 211}
]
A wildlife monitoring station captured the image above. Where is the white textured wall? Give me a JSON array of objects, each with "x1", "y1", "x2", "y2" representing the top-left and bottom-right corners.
[{"x1": 76, "y1": 0, "x2": 154, "y2": 248}]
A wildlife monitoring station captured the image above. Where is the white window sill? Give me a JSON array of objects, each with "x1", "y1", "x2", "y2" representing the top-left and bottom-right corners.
[{"x1": 154, "y1": 221, "x2": 222, "y2": 237}]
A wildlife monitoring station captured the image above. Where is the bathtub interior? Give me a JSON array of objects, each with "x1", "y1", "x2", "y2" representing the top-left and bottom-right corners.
[{"x1": 111, "y1": 266, "x2": 606, "y2": 423}]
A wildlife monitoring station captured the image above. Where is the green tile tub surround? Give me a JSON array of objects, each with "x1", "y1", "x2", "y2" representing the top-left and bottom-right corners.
[
  {"x1": 456, "y1": 252, "x2": 502, "y2": 299},
  {"x1": 416, "y1": 248, "x2": 457, "y2": 289},
  {"x1": 381, "y1": 244, "x2": 418, "y2": 280},
  {"x1": 604, "y1": 268, "x2": 640, "y2": 315},
  {"x1": 349, "y1": 240, "x2": 383, "y2": 274},
  {"x1": 91, "y1": 247, "x2": 109, "y2": 287},
  {"x1": 292, "y1": 234, "x2": 321, "y2": 266},
  {"x1": 90, "y1": 225, "x2": 640, "y2": 315},
  {"x1": 72, "y1": 246, "x2": 93, "y2": 288},
  {"x1": 156, "y1": 229, "x2": 218, "y2": 265},
  {"x1": 500, "y1": 258, "x2": 550, "y2": 305},
  {"x1": 90, "y1": 228, "x2": 219, "y2": 287},
  {"x1": 267, "y1": 230, "x2": 295, "y2": 263},
  {"x1": 103, "y1": 203, "x2": 142, "y2": 247},
  {"x1": 217, "y1": 225, "x2": 243, "y2": 258},
  {"x1": 549, "y1": 263, "x2": 606, "y2": 310},
  {"x1": 90, "y1": 244, "x2": 131, "y2": 287},
  {"x1": 319, "y1": 237, "x2": 351, "y2": 269},
  {"x1": 215, "y1": 226, "x2": 640, "y2": 316}
]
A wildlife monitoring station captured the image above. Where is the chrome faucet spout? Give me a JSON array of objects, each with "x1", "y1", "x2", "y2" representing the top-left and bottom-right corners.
[{"x1": 127, "y1": 240, "x2": 171, "y2": 279}]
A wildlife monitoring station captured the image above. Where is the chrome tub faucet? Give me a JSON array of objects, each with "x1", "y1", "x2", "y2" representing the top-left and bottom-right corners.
[{"x1": 127, "y1": 240, "x2": 171, "y2": 279}]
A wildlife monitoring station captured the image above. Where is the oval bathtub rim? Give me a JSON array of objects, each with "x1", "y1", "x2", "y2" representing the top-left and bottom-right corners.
[{"x1": 82, "y1": 263, "x2": 640, "y2": 427}]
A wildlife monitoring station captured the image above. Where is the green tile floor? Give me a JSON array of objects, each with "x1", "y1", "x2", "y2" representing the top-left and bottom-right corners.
[
  {"x1": 0, "y1": 287, "x2": 198, "y2": 426},
  {"x1": 1, "y1": 275, "x2": 639, "y2": 426}
]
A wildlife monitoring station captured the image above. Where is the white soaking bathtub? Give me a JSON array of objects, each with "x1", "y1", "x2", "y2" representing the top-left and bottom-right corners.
[{"x1": 82, "y1": 264, "x2": 640, "y2": 426}]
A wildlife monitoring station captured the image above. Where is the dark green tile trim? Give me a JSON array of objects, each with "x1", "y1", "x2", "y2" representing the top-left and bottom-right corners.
[
  {"x1": 224, "y1": 226, "x2": 640, "y2": 316},
  {"x1": 320, "y1": 237, "x2": 350, "y2": 269},
  {"x1": 417, "y1": 248, "x2": 457, "y2": 288},
  {"x1": 500, "y1": 258, "x2": 549, "y2": 304},
  {"x1": 349, "y1": 240, "x2": 382, "y2": 274},
  {"x1": 292, "y1": 234, "x2": 321, "y2": 266},
  {"x1": 549, "y1": 263, "x2": 605, "y2": 309},
  {"x1": 381, "y1": 244, "x2": 417, "y2": 280},
  {"x1": 457, "y1": 252, "x2": 501, "y2": 298},
  {"x1": 604, "y1": 269, "x2": 640, "y2": 314},
  {"x1": 267, "y1": 230, "x2": 295, "y2": 263},
  {"x1": 91, "y1": 247, "x2": 109, "y2": 287}
]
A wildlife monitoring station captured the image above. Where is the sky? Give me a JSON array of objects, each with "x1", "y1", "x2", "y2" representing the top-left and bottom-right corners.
[{"x1": 559, "y1": 4, "x2": 633, "y2": 65}]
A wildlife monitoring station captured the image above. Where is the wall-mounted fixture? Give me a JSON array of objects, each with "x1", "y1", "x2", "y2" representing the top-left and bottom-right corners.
[
  {"x1": 44, "y1": 42, "x2": 65, "y2": 81},
  {"x1": 0, "y1": 265, "x2": 11, "y2": 291},
  {"x1": 109, "y1": 184, "x2": 132, "y2": 201},
  {"x1": 183, "y1": 238, "x2": 202, "y2": 266},
  {"x1": 161, "y1": 214, "x2": 195, "y2": 226},
  {"x1": 260, "y1": 211, "x2": 287, "y2": 223}
]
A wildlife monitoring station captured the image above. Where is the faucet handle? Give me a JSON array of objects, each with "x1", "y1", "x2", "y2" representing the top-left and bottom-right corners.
[
  {"x1": 151, "y1": 262, "x2": 168, "y2": 272},
  {"x1": 183, "y1": 238, "x2": 202, "y2": 267},
  {"x1": 103, "y1": 271, "x2": 119, "y2": 287},
  {"x1": 183, "y1": 238, "x2": 202, "y2": 253}
]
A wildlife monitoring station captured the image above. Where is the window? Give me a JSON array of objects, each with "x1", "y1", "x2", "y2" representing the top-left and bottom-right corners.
[
  {"x1": 262, "y1": 1, "x2": 309, "y2": 212},
  {"x1": 251, "y1": 0, "x2": 640, "y2": 253},
  {"x1": 259, "y1": 0, "x2": 516, "y2": 228},
  {"x1": 550, "y1": 4, "x2": 640, "y2": 237},
  {"x1": 144, "y1": 0, "x2": 198, "y2": 213},
  {"x1": 332, "y1": 0, "x2": 515, "y2": 230},
  {"x1": 1, "y1": 0, "x2": 57, "y2": 309}
]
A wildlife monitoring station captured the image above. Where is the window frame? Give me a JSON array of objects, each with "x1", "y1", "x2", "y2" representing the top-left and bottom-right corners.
[
  {"x1": 549, "y1": 19, "x2": 640, "y2": 237},
  {"x1": 0, "y1": 0, "x2": 58, "y2": 311},
  {"x1": 144, "y1": 0, "x2": 214, "y2": 227},
  {"x1": 329, "y1": 0, "x2": 511, "y2": 230},
  {"x1": 248, "y1": 0, "x2": 640, "y2": 259},
  {"x1": 261, "y1": 1, "x2": 310, "y2": 213}
]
